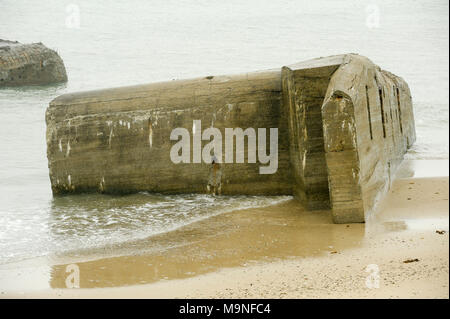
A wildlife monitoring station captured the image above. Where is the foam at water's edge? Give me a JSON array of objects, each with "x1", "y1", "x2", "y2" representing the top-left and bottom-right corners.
[{"x1": 0, "y1": 194, "x2": 292, "y2": 265}]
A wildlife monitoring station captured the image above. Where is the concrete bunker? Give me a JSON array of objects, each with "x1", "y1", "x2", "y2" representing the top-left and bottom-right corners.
[{"x1": 46, "y1": 54, "x2": 415, "y2": 223}]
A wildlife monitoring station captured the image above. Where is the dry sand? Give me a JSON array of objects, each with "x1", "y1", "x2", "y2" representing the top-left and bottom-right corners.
[{"x1": 1, "y1": 163, "x2": 448, "y2": 299}]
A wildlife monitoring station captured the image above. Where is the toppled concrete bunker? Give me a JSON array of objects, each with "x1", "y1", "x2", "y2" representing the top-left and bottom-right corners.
[
  {"x1": 46, "y1": 54, "x2": 415, "y2": 223},
  {"x1": 0, "y1": 39, "x2": 67, "y2": 87}
]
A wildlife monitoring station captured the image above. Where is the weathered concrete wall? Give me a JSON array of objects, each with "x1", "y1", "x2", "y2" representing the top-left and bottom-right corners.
[
  {"x1": 321, "y1": 54, "x2": 415, "y2": 223},
  {"x1": 281, "y1": 54, "x2": 415, "y2": 222},
  {"x1": 46, "y1": 70, "x2": 293, "y2": 196},
  {"x1": 0, "y1": 40, "x2": 67, "y2": 86},
  {"x1": 281, "y1": 56, "x2": 344, "y2": 210},
  {"x1": 46, "y1": 54, "x2": 415, "y2": 223}
]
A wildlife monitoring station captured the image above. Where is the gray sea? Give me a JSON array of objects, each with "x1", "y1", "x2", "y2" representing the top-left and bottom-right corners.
[{"x1": 0, "y1": 0, "x2": 448, "y2": 265}]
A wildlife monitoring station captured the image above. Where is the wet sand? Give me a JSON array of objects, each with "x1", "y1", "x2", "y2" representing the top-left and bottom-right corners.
[{"x1": 1, "y1": 161, "x2": 448, "y2": 298}]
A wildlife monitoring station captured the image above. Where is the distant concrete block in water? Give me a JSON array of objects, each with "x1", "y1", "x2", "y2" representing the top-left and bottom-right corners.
[
  {"x1": 46, "y1": 54, "x2": 415, "y2": 223},
  {"x1": 0, "y1": 39, "x2": 67, "y2": 86}
]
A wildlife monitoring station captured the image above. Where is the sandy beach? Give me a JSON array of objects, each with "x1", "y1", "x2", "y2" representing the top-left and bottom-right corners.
[{"x1": 0, "y1": 160, "x2": 447, "y2": 299}]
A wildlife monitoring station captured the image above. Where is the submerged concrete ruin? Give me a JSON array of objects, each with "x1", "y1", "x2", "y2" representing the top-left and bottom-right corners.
[
  {"x1": 46, "y1": 54, "x2": 415, "y2": 223},
  {"x1": 0, "y1": 40, "x2": 67, "y2": 86}
]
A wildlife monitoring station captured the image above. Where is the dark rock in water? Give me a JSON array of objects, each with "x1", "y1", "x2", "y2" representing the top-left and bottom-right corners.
[{"x1": 0, "y1": 39, "x2": 67, "y2": 87}]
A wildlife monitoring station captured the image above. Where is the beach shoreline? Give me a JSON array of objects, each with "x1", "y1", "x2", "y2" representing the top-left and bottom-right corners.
[{"x1": 1, "y1": 160, "x2": 448, "y2": 299}]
